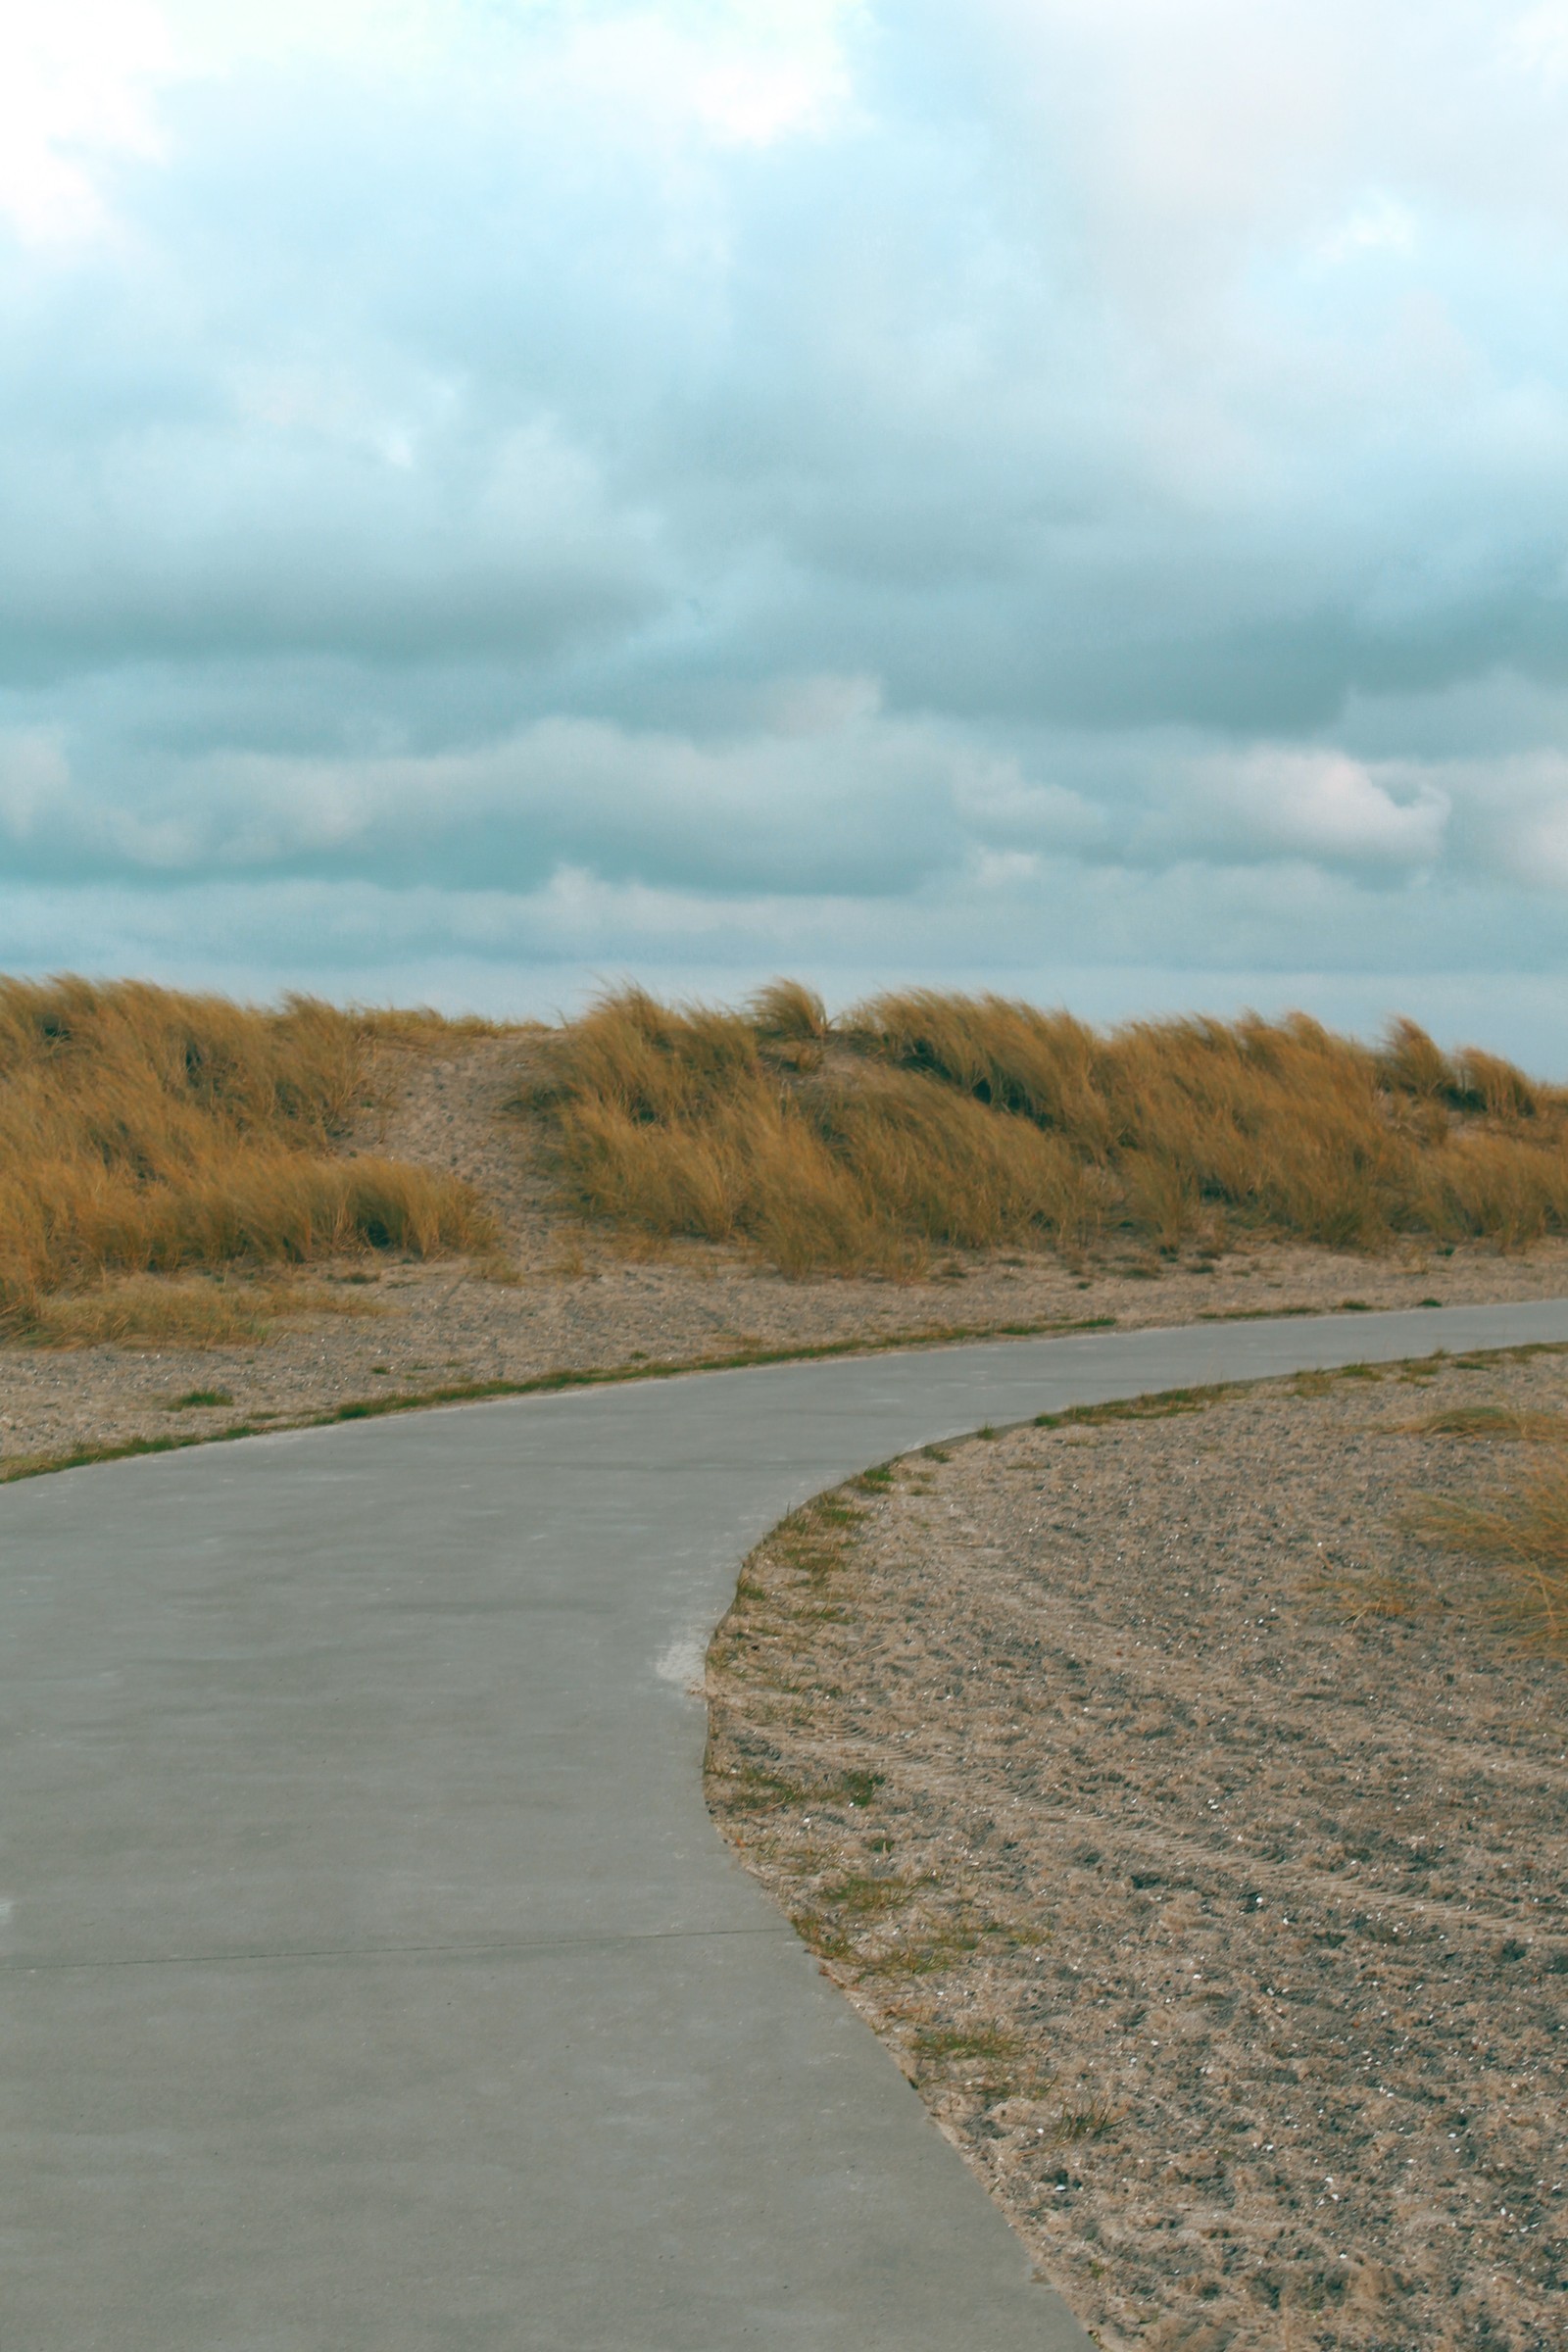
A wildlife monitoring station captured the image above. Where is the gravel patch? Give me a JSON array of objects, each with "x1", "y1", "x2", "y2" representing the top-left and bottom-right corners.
[{"x1": 706, "y1": 1350, "x2": 1568, "y2": 2351}]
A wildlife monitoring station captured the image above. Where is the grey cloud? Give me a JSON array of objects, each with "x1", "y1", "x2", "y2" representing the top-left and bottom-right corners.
[
  {"x1": 0, "y1": 852, "x2": 1537, "y2": 987},
  {"x1": 0, "y1": 415, "x2": 665, "y2": 679},
  {"x1": 2, "y1": 2, "x2": 1567, "y2": 1051},
  {"x1": 13, "y1": 12, "x2": 1563, "y2": 731},
  {"x1": 0, "y1": 704, "x2": 973, "y2": 896}
]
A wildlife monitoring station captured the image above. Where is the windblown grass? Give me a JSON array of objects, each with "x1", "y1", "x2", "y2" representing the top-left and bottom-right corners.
[
  {"x1": 530, "y1": 983, "x2": 1568, "y2": 1277},
  {"x1": 0, "y1": 977, "x2": 495, "y2": 1333},
  {"x1": 1396, "y1": 1381, "x2": 1568, "y2": 1652},
  {"x1": 30, "y1": 1274, "x2": 385, "y2": 1350},
  {"x1": 1405, "y1": 1403, "x2": 1568, "y2": 1443},
  {"x1": 1406, "y1": 1471, "x2": 1568, "y2": 1655}
]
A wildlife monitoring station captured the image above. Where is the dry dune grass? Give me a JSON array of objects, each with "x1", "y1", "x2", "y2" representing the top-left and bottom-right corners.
[
  {"x1": 1405, "y1": 1422, "x2": 1568, "y2": 1658},
  {"x1": 0, "y1": 977, "x2": 495, "y2": 1336},
  {"x1": 27, "y1": 1274, "x2": 386, "y2": 1351},
  {"x1": 532, "y1": 982, "x2": 1568, "y2": 1277}
]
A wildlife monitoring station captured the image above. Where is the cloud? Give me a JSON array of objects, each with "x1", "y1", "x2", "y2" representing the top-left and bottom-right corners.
[
  {"x1": 1182, "y1": 747, "x2": 1449, "y2": 869},
  {"x1": 0, "y1": 2, "x2": 1566, "y2": 1055},
  {"x1": 1315, "y1": 194, "x2": 1418, "y2": 268},
  {"x1": 0, "y1": 692, "x2": 975, "y2": 893},
  {"x1": 0, "y1": 408, "x2": 666, "y2": 676},
  {"x1": 0, "y1": 2, "x2": 172, "y2": 242}
]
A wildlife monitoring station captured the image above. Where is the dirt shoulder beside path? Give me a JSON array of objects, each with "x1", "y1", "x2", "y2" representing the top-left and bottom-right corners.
[
  {"x1": 6, "y1": 1033, "x2": 1568, "y2": 1473},
  {"x1": 706, "y1": 1348, "x2": 1568, "y2": 2352}
]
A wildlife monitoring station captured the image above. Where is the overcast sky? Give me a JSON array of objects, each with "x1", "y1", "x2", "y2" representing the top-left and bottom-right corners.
[{"x1": 5, "y1": 1, "x2": 1568, "y2": 1056}]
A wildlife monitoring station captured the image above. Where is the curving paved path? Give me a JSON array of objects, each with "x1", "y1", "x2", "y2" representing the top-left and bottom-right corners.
[{"x1": 5, "y1": 1299, "x2": 1568, "y2": 2349}]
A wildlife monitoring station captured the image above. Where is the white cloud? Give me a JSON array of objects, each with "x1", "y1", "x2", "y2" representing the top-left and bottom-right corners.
[
  {"x1": 553, "y1": 4, "x2": 862, "y2": 149},
  {"x1": 1193, "y1": 748, "x2": 1449, "y2": 868},
  {"x1": 1502, "y1": 2, "x2": 1568, "y2": 87},
  {"x1": 0, "y1": 698, "x2": 975, "y2": 894},
  {"x1": 1426, "y1": 750, "x2": 1568, "y2": 890},
  {"x1": 1315, "y1": 194, "x2": 1417, "y2": 267},
  {"x1": 0, "y1": 728, "x2": 71, "y2": 834},
  {"x1": 0, "y1": 0, "x2": 867, "y2": 244},
  {"x1": 0, "y1": 0, "x2": 172, "y2": 240},
  {"x1": 1509, "y1": 806, "x2": 1568, "y2": 884}
]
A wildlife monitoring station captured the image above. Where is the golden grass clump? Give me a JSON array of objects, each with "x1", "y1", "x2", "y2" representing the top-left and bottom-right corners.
[
  {"x1": 535, "y1": 980, "x2": 1568, "y2": 1278},
  {"x1": 29, "y1": 1275, "x2": 385, "y2": 1350},
  {"x1": 0, "y1": 976, "x2": 495, "y2": 1331},
  {"x1": 1407, "y1": 1404, "x2": 1568, "y2": 1443},
  {"x1": 538, "y1": 987, "x2": 1110, "y2": 1276},
  {"x1": 1406, "y1": 1469, "x2": 1568, "y2": 1655},
  {"x1": 749, "y1": 978, "x2": 830, "y2": 1046}
]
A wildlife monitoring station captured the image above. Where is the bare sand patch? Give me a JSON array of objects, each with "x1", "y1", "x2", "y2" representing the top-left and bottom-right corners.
[{"x1": 706, "y1": 1350, "x2": 1568, "y2": 2351}]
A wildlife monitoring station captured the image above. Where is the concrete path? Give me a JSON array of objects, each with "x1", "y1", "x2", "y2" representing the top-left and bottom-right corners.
[{"x1": 5, "y1": 1299, "x2": 1568, "y2": 2349}]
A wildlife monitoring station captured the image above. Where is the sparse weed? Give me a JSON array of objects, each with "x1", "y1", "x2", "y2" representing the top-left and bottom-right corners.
[
  {"x1": 911, "y1": 2022, "x2": 1023, "y2": 2063},
  {"x1": 819, "y1": 1871, "x2": 910, "y2": 1917},
  {"x1": 906, "y1": 2020, "x2": 1056, "y2": 2098},
  {"x1": 1034, "y1": 1384, "x2": 1227, "y2": 1431},
  {"x1": 873, "y1": 1924, "x2": 987, "y2": 1976},
  {"x1": 810, "y1": 1495, "x2": 869, "y2": 1527},
  {"x1": 471, "y1": 1250, "x2": 523, "y2": 1286},
  {"x1": 1053, "y1": 2095, "x2": 1120, "y2": 2143},
  {"x1": 724, "y1": 1767, "x2": 816, "y2": 1813},
  {"x1": 1304, "y1": 1564, "x2": 1442, "y2": 1625}
]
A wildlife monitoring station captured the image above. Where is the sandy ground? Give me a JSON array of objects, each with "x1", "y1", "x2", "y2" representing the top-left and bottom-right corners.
[
  {"x1": 704, "y1": 1349, "x2": 1568, "y2": 2350},
  {"x1": 5, "y1": 1033, "x2": 1568, "y2": 1468}
]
